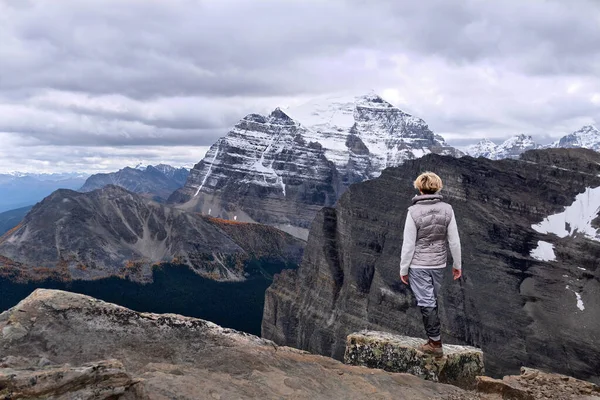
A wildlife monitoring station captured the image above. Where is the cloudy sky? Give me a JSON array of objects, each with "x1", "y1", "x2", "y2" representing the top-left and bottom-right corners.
[{"x1": 1, "y1": 0, "x2": 599, "y2": 173}]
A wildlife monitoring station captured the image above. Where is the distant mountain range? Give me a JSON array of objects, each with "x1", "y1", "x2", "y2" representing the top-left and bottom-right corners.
[
  {"x1": 466, "y1": 125, "x2": 600, "y2": 160},
  {"x1": 169, "y1": 93, "x2": 463, "y2": 239},
  {"x1": 80, "y1": 164, "x2": 189, "y2": 202},
  {"x1": 0, "y1": 173, "x2": 89, "y2": 213}
]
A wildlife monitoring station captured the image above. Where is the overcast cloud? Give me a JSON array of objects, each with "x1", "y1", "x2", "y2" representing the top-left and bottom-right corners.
[{"x1": 1, "y1": 0, "x2": 599, "y2": 172}]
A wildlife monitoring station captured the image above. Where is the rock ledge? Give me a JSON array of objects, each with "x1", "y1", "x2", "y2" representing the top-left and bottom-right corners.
[{"x1": 344, "y1": 330, "x2": 484, "y2": 390}]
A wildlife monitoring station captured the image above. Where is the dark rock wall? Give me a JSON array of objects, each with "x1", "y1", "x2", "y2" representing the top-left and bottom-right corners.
[{"x1": 263, "y1": 149, "x2": 600, "y2": 383}]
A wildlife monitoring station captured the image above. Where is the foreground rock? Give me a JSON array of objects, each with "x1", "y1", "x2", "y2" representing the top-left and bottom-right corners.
[
  {"x1": 263, "y1": 148, "x2": 600, "y2": 382},
  {"x1": 0, "y1": 290, "x2": 471, "y2": 399},
  {"x1": 0, "y1": 358, "x2": 144, "y2": 399},
  {"x1": 477, "y1": 367, "x2": 600, "y2": 400},
  {"x1": 345, "y1": 331, "x2": 484, "y2": 390}
]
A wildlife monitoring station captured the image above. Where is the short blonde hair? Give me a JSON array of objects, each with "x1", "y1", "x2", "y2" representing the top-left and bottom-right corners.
[{"x1": 414, "y1": 172, "x2": 443, "y2": 194}]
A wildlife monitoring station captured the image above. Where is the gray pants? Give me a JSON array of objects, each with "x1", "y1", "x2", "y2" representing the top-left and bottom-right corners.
[
  {"x1": 409, "y1": 268, "x2": 445, "y2": 341},
  {"x1": 409, "y1": 267, "x2": 445, "y2": 307}
]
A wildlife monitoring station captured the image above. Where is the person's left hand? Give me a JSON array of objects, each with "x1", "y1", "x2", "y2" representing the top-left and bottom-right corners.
[
  {"x1": 400, "y1": 274, "x2": 409, "y2": 285},
  {"x1": 453, "y1": 268, "x2": 462, "y2": 280}
]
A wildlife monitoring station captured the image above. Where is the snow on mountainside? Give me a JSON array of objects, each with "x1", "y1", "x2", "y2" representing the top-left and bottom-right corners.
[
  {"x1": 465, "y1": 138, "x2": 497, "y2": 159},
  {"x1": 286, "y1": 93, "x2": 462, "y2": 179},
  {"x1": 467, "y1": 134, "x2": 539, "y2": 160},
  {"x1": 469, "y1": 126, "x2": 600, "y2": 160},
  {"x1": 549, "y1": 125, "x2": 600, "y2": 151}
]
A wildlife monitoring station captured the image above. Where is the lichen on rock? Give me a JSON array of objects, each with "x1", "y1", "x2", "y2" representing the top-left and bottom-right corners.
[{"x1": 344, "y1": 330, "x2": 484, "y2": 390}]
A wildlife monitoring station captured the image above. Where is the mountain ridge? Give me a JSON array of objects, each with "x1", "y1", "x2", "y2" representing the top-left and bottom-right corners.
[{"x1": 0, "y1": 185, "x2": 304, "y2": 283}]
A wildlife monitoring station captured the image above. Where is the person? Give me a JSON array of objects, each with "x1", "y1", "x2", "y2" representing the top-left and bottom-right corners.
[{"x1": 399, "y1": 172, "x2": 462, "y2": 357}]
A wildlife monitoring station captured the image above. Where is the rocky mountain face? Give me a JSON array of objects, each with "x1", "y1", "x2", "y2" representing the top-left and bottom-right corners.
[
  {"x1": 80, "y1": 164, "x2": 189, "y2": 203},
  {"x1": 0, "y1": 289, "x2": 473, "y2": 399},
  {"x1": 169, "y1": 94, "x2": 463, "y2": 239},
  {"x1": 0, "y1": 185, "x2": 303, "y2": 283},
  {"x1": 549, "y1": 125, "x2": 600, "y2": 151},
  {"x1": 466, "y1": 134, "x2": 539, "y2": 159},
  {"x1": 262, "y1": 148, "x2": 600, "y2": 383}
]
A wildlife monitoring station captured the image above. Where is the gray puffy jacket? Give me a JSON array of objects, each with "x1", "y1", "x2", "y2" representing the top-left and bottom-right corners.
[{"x1": 399, "y1": 194, "x2": 462, "y2": 276}]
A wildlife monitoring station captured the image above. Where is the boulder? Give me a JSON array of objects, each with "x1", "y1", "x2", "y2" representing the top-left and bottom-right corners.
[{"x1": 344, "y1": 330, "x2": 484, "y2": 390}]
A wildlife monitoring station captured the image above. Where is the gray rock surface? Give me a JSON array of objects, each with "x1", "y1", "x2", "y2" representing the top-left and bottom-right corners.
[
  {"x1": 476, "y1": 367, "x2": 600, "y2": 400},
  {"x1": 345, "y1": 331, "x2": 484, "y2": 390},
  {"x1": 0, "y1": 358, "x2": 143, "y2": 399},
  {"x1": 263, "y1": 148, "x2": 600, "y2": 383},
  {"x1": 0, "y1": 185, "x2": 304, "y2": 282},
  {"x1": 0, "y1": 289, "x2": 471, "y2": 399}
]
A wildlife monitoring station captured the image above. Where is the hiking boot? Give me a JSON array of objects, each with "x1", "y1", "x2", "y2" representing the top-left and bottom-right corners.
[{"x1": 418, "y1": 339, "x2": 443, "y2": 357}]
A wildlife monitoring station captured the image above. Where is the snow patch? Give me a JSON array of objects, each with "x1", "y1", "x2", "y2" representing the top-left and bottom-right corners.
[
  {"x1": 532, "y1": 187, "x2": 600, "y2": 241},
  {"x1": 566, "y1": 285, "x2": 585, "y2": 311},
  {"x1": 530, "y1": 240, "x2": 556, "y2": 261},
  {"x1": 195, "y1": 144, "x2": 221, "y2": 197}
]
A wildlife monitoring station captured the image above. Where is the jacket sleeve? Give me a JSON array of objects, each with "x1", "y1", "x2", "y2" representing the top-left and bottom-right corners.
[
  {"x1": 447, "y1": 209, "x2": 462, "y2": 270},
  {"x1": 399, "y1": 213, "x2": 417, "y2": 276}
]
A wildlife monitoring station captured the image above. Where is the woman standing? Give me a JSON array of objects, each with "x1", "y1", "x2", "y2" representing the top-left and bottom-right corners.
[{"x1": 399, "y1": 172, "x2": 462, "y2": 357}]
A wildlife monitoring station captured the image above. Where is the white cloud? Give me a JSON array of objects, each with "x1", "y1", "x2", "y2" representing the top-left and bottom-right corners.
[{"x1": 0, "y1": 0, "x2": 599, "y2": 171}]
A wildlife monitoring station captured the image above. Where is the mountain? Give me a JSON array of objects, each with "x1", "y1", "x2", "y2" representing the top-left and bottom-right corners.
[
  {"x1": 0, "y1": 185, "x2": 304, "y2": 283},
  {"x1": 169, "y1": 94, "x2": 463, "y2": 239},
  {"x1": 466, "y1": 134, "x2": 538, "y2": 159},
  {"x1": 0, "y1": 205, "x2": 32, "y2": 235},
  {"x1": 549, "y1": 125, "x2": 600, "y2": 151},
  {"x1": 262, "y1": 148, "x2": 600, "y2": 383},
  {"x1": 0, "y1": 173, "x2": 88, "y2": 213},
  {"x1": 80, "y1": 164, "x2": 189, "y2": 202},
  {"x1": 286, "y1": 93, "x2": 463, "y2": 180}
]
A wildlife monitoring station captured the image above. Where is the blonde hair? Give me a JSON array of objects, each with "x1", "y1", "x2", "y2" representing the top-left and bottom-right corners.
[{"x1": 414, "y1": 172, "x2": 443, "y2": 194}]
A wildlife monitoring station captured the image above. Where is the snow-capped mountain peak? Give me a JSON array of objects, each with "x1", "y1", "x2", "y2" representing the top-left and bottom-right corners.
[
  {"x1": 552, "y1": 125, "x2": 600, "y2": 151},
  {"x1": 467, "y1": 134, "x2": 538, "y2": 160},
  {"x1": 284, "y1": 92, "x2": 461, "y2": 176},
  {"x1": 169, "y1": 92, "x2": 463, "y2": 238},
  {"x1": 466, "y1": 138, "x2": 498, "y2": 158},
  {"x1": 495, "y1": 134, "x2": 538, "y2": 159}
]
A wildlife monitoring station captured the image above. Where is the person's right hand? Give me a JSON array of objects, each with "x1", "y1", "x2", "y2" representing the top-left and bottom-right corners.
[
  {"x1": 400, "y1": 274, "x2": 409, "y2": 285},
  {"x1": 453, "y1": 268, "x2": 462, "y2": 280}
]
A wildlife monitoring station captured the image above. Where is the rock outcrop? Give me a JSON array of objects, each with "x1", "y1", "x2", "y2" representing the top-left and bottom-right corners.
[
  {"x1": 344, "y1": 331, "x2": 484, "y2": 390},
  {"x1": 0, "y1": 289, "x2": 473, "y2": 399},
  {"x1": 169, "y1": 94, "x2": 463, "y2": 239},
  {"x1": 0, "y1": 185, "x2": 304, "y2": 282},
  {"x1": 262, "y1": 148, "x2": 600, "y2": 383},
  {"x1": 477, "y1": 367, "x2": 600, "y2": 400}
]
